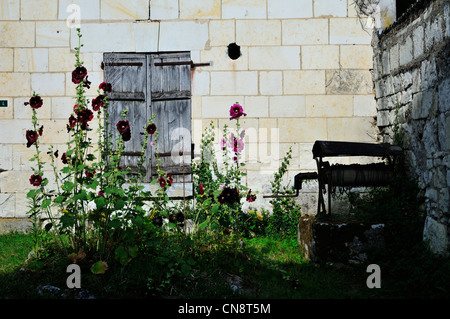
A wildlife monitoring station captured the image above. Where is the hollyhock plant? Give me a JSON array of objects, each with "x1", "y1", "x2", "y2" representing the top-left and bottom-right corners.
[
  {"x1": 24, "y1": 28, "x2": 175, "y2": 268},
  {"x1": 229, "y1": 103, "x2": 246, "y2": 120},
  {"x1": 29, "y1": 174, "x2": 42, "y2": 187}
]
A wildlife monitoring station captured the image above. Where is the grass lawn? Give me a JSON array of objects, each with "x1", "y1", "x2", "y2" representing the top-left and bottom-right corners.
[{"x1": 1, "y1": 230, "x2": 449, "y2": 302}]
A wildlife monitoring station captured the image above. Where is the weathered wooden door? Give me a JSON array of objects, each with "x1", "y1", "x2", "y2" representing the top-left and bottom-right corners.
[
  {"x1": 150, "y1": 52, "x2": 192, "y2": 183},
  {"x1": 103, "y1": 52, "x2": 192, "y2": 183}
]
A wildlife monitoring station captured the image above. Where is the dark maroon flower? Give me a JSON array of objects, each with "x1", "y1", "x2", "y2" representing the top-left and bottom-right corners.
[
  {"x1": 38, "y1": 125, "x2": 44, "y2": 136},
  {"x1": 72, "y1": 66, "x2": 87, "y2": 84},
  {"x1": 29, "y1": 95, "x2": 43, "y2": 109},
  {"x1": 68, "y1": 115, "x2": 77, "y2": 128},
  {"x1": 83, "y1": 76, "x2": 91, "y2": 89},
  {"x1": 98, "y1": 191, "x2": 105, "y2": 197},
  {"x1": 91, "y1": 95, "x2": 104, "y2": 111},
  {"x1": 167, "y1": 173, "x2": 173, "y2": 186},
  {"x1": 176, "y1": 212, "x2": 185, "y2": 223},
  {"x1": 158, "y1": 176, "x2": 166, "y2": 188},
  {"x1": 54, "y1": 150, "x2": 59, "y2": 158},
  {"x1": 61, "y1": 152, "x2": 68, "y2": 164},
  {"x1": 116, "y1": 120, "x2": 131, "y2": 141},
  {"x1": 99, "y1": 82, "x2": 112, "y2": 93},
  {"x1": 153, "y1": 215, "x2": 163, "y2": 227},
  {"x1": 199, "y1": 184, "x2": 204, "y2": 195},
  {"x1": 246, "y1": 189, "x2": 257, "y2": 202},
  {"x1": 26, "y1": 130, "x2": 38, "y2": 148},
  {"x1": 77, "y1": 108, "x2": 94, "y2": 124},
  {"x1": 121, "y1": 130, "x2": 131, "y2": 141},
  {"x1": 218, "y1": 187, "x2": 240, "y2": 205},
  {"x1": 73, "y1": 104, "x2": 81, "y2": 114},
  {"x1": 116, "y1": 120, "x2": 130, "y2": 135},
  {"x1": 29, "y1": 174, "x2": 42, "y2": 187},
  {"x1": 146, "y1": 123, "x2": 157, "y2": 135},
  {"x1": 229, "y1": 103, "x2": 246, "y2": 120},
  {"x1": 85, "y1": 169, "x2": 95, "y2": 178}
]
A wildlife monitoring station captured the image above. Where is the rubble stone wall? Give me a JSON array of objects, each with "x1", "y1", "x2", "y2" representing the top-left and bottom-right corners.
[{"x1": 372, "y1": 0, "x2": 450, "y2": 254}]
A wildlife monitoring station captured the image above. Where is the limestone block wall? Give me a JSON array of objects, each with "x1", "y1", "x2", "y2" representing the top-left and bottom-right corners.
[
  {"x1": 372, "y1": 0, "x2": 450, "y2": 254},
  {"x1": 0, "y1": 0, "x2": 377, "y2": 224}
]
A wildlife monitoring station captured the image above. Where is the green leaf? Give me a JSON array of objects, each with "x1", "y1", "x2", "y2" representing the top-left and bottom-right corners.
[
  {"x1": 44, "y1": 222, "x2": 53, "y2": 232},
  {"x1": 94, "y1": 196, "x2": 106, "y2": 209},
  {"x1": 62, "y1": 181, "x2": 74, "y2": 192},
  {"x1": 129, "y1": 245, "x2": 138, "y2": 258},
  {"x1": 27, "y1": 189, "x2": 39, "y2": 198},
  {"x1": 60, "y1": 213, "x2": 75, "y2": 229},
  {"x1": 73, "y1": 190, "x2": 87, "y2": 200},
  {"x1": 114, "y1": 199, "x2": 125, "y2": 210},
  {"x1": 87, "y1": 179, "x2": 99, "y2": 190},
  {"x1": 181, "y1": 263, "x2": 191, "y2": 276},
  {"x1": 109, "y1": 219, "x2": 122, "y2": 229},
  {"x1": 41, "y1": 198, "x2": 52, "y2": 209},
  {"x1": 61, "y1": 167, "x2": 71, "y2": 174},
  {"x1": 211, "y1": 203, "x2": 220, "y2": 214},
  {"x1": 54, "y1": 195, "x2": 66, "y2": 204},
  {"x1": 90, "y1": 261, "x2": 108, "y2": 274},
  {"x1": 115, "y1": 245, "x2": 130, "y2": 265}
]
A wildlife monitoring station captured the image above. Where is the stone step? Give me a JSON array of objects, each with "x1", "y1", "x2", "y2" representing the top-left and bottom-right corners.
[{"x1": 0, "y1": 218, "x2": 32, "y2": 234}]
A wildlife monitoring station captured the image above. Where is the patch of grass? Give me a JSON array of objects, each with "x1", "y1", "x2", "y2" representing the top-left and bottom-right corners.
[
  {"x1": 1, "y1": 231, "x2": 450, "y2": 299},
  {"x1": 0, "y1": 232, "x2": 33, "y2": 273}
]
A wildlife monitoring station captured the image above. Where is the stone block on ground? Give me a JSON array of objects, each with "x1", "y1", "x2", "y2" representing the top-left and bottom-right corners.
[{"x1": 298, "y1": 216, "x2": 385, "y2": 264}]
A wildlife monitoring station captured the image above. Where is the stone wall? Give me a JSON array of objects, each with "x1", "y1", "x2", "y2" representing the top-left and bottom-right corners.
[
  {"x1": 372, "y1": 0, "x2": 450, "y2": 254},
  {"x1": 0, "y1": 0, "x2": 378, "y2": 228}
]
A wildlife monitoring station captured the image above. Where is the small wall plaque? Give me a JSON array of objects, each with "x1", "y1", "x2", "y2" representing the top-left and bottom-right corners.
[{"x1": 0, "y1": 100, "x2": 7, "y2": 107}]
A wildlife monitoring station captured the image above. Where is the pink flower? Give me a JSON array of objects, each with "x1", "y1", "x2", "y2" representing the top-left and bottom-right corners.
[
  {"x1": 229, "y1": 135, "x2": 244, "y2": 153},
  {"x1": 220, "y1": 138, "x2": 227, "y2": 150},
  {"x1": 229, "y1": 103, "x2": 246, "y2": 120}
]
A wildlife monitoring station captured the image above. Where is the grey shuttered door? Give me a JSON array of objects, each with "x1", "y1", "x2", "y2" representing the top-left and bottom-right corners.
[
  {"x1": 103, "y1": 52, "x2": 192, "y2": 184},
  {"x1": 150, "y1": 52, "x2": 192, "y2": 183}
]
